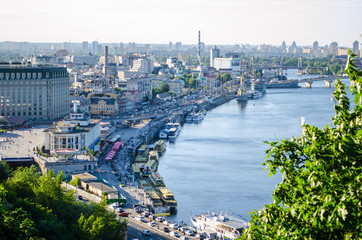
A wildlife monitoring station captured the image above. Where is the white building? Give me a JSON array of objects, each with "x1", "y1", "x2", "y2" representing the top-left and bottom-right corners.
[
  {"x1": 213, "y1": 57, "x2": 240, "y2": 71},
  {"x1": 130, "y1": 58, "x2": 154, "y2": 74}
]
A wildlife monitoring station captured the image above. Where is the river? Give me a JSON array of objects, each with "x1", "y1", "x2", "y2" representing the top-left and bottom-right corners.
[{"x1": 158, "y1": 70, "x2": 349, "y2": 224}]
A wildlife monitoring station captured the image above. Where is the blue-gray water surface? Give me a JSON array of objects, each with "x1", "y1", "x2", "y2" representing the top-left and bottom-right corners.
[{"x1": 158, "y1": 73, "x2": 350, "y2": 224}]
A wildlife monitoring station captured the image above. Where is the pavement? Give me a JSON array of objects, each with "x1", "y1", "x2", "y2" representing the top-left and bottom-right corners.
[{"x1": 0, "y1": 125, "x2": 47, "y2": 159}]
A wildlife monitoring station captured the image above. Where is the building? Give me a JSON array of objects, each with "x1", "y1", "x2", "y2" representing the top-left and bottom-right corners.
[
  {"x1": 82, "y1": 41, "x2": 89, "y2": 54},
  {"x1": 87, "y1": 93, "x2": 119, "y2": 116},
  {"x1": 92, "y1": 41, "x2": 98, "y2": 55},
  {"x1": 213, "y1": 57, "x2": 240, "y2": 71},
  {"x1": 130, "y1": 58, "x2": 154, "y2": 73},
  {"x1": 71, "y1": 55, "x2": 98, "y2": 66},
  {"x1": 0, "y1": 62, "x2": 69, "y2": 120},
  {"x1": 210, "y1": 46, "x2": 220, "y2": 67},
  {"x1": 126, "y1": 76, "x2": 152, "y2": 101},
  {"x1": 353, "y1": 41, "x2": 360, "y2": 57},
  {"x1": 43, "y1": 102, "x2": 101, "y2": 153}
]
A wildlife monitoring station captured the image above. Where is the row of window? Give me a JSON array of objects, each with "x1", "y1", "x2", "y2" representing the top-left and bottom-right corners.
[{"x1": 0, "y1": 71, "x2": 67, "y2": 80}]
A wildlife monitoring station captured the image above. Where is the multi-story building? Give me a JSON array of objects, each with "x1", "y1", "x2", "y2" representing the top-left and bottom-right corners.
[
  {"x1": 87, "y1": 93, "x2": 119, "y2": 116},
  {"x1": 353, "y1": 41, "x2": 360, "y2": 57},
  {"x1": 126, "y1": 76, "x2": 152, "y2": 100},
  {"x1": 0, "y1": 62, "x2": 69, "y2": 120},
  {"x1": 213, "y1": 57, "x2": 240, "y2": 71},
  {"x1": 71, "y1": 55, "x2": 98, "y2": 66},
  {"x1": 210, "y1": 46, "x2": 220, "y2": 67},
  {"x1": 130, "y1": 58, "x2": 154, "y2": 73},
  {"x1": 92, "y1": 41, "x2": 98, "y2": 55},
  {"x1": 82, "y1": 41, "x2": 89, "y2": 54}
]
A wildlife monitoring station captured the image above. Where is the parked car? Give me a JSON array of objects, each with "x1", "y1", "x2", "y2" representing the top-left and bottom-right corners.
[
  {"x1": 141, "y1": 211, "x2": 150, "y2": 217},
  {"x1": 180, "y1": 237, "x2": 189, "y2": 240},
  {"x1": 170, "y1": 223, "x2": 179, "y2": 229},
  {"x1": 148, "y1": 222, "x2": 156, "y2": 227},
  {"x1": 185, "y1": 230, "x2": 195, "y2": 236},
  {"x1": 117, "y1": 208, "x2": 125, "y2": 213},
  {"x1": 162, "y1": 227, "x2": 170, "y2": 233},
  {"x1": 135, "y1": 215, "x2": 145, "y2": 222},
  {"x1": 148, "y1": 214, "x2": 156, "y2": 220},
  {"x1": 170, "y1": 231, "x2": 180, "y2": 238},
  {"x1": 119, "y1": 202, "x2": 125, "y2": 207},
  {"x1": 141, "y1": 230, "x2": 151, "y2": 236},
  {"x1": 156, "y1": 216, "x2": 165, "y2": 222},
  {"x1": 118, "y1": 212, "x2": 129, "y2": 217},
  {"x1": 195, "y1": 234, "x2": 207, "y2": 240}
]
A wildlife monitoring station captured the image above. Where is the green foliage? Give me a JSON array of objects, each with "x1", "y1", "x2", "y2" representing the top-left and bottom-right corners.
[
  {"x1": 0, "y1": 161, "x2": 12, "y2": 182},
  {"x1": 242, "y1": 51, "x2": 362, "y2": 239},
  {"x1": 160, "y1": 83, "x2": 170, "y2": 93},
  {"x1": 0, "y1": 167, "x2": 127, "y2": 240}
]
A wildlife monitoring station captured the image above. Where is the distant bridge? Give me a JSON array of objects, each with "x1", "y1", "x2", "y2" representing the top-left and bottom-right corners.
[{"x1": 291, "y1": 76, "x2": 349, "y2": 88}]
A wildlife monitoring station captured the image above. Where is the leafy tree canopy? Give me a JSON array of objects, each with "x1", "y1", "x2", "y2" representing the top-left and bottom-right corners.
[
  {"x1": 242, "y1": 51, "x2": 362, "y2": 239},
  {"x1": 0, "y1": 165, "x2": 127, "y2": 240}
]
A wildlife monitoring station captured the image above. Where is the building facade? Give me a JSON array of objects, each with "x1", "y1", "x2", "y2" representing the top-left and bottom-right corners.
[
  {"x1": 0, "y1": 62, "x2": 69, "y2": 120},
  {"x1": 126, "y1": 77, "x2": 152, "y2": 101}
]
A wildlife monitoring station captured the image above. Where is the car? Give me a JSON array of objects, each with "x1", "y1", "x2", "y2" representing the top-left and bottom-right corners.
[
  {"x1": 141, "y1": 211, "x2": 150, "y2": 217},
  {"x1": 118, "y1": 212, "x2": 129, "y2": 217},
  {"x1": 156, "y1": 216, "x2": 165, "y2": 222},
  {"x1": 117, "y1": 208, "x2": 125, "y2": 213},
  {"x1": 148, "y1": 214, "x2": 155, "y2": 220},
  {"x1": 119, "y1": 202, "x2": 125, "y2": 207},
  {"x1": 169, "y1": 231, "x2": 179, "y2": 238},
  {"x1": 141, "y1": 230, "x2": 151, "y2": 236},
  {"x1": 195, "y1": 234, "x2": 207, "y2": 240},
  {"x1": 170, "y1": 223, "x2": 179, "y2": 229},
  {"x1": 148, "y1": 222, "x2": 156, "y2": 227},
  {"x1": 135, "y1": 215, "x2": 144, "y2": 222},
  {"x1": 135, "y1": 208, "x2": 144, "y2": 213},
  {"x1": 185, "y1": 230, "x2": 195, "y2": 236},
  {"x1": 162, "y1": 227, "x2": 170, "y2": 233},
  {"x1": 180, "y1": 237, "x2": 189, "y2": 240},
  {"x1": 112, "y1": 202, "x2": 119, "y2": 209}
]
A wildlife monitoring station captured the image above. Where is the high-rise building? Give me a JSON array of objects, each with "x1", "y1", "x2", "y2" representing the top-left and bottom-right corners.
[
  {"x1": 130, "y1": 59, "x2": 154, "y2": 74},
  {"x1": 92, "y1": 41, "x2": 98, "y2": 55},
  {"x1": 313, "y1": 41, "x2": 319, "y2": 57},
  {"x1": 328, "y1": 42, "x2": 338, "y2": 56},
  {"x1": 210, "y1": 46, "x2": 220, "y2": 67},
  {"x1": 353, "y1": 40, "x2": 360, "y2": 57},
  {"x1": 288, "y1": 41, "x2": 297, "y2": 54},
  {"x1": 0, "y1": 62, "x2": 69, "y2": 120},
  {"x1": 281, "y1": 41, "x2": 287, "y2": 53},
  {"x1": 82, "y1": 41, "x2": 89, "y2": 54}
]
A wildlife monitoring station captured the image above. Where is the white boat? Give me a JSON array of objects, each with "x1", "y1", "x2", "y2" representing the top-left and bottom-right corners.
[
  {"x1": 159, "y1": 129, "x2": 169, "y2": 139},
  {"x1": 165, "y1": 122, "x2": 174, "y2": 131},
  {"x1": 193, "y1": 113, "x2": 204, "y2": 123},
  {"x1": 168, "y1": 127, "x2": 178, "y2": 140},
  {"x1": 186, "y1": 113, "x2": 194, "y2": 123},
  {"x1": 252, "y1": 91, "x2": 263, "y2": 99},
  {"x1": 173, "y1": 123, "x2": 181, "y2": 133},
  {"x1": 190, "y1": 212, "x2": 249, "y2": 240}
]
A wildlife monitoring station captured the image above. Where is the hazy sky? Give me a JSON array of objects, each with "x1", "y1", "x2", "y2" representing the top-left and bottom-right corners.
[{"x1": 0, "y1": 0, "x2": 360, "y2": 47}]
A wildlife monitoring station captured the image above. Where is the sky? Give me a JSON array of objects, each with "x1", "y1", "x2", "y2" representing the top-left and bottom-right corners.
[{"x1": 0, "y1": 0, "x2": 361, "y2": 47}]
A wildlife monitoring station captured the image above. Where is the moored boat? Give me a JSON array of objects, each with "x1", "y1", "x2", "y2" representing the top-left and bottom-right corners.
[
  {"x1": 157, "y1": 187, "x2": 177, "y2": 214},
  {"x1": 154, "y1": 140, "x2": 167, "y2": 156},
  {"x1": 193, "y1": 113, "x2": 204, "y2": 123},
  {"x1": 191, "y1": 212, "x2": 249, "y2": 239},
  {"x1": 159, "y1": 129, "x2": 169, "y2": 139},
  {"x1": 186, "y1": 113, "x2": 194, "y2": 123},
  {"x1": 168, "y1": 127, "x2": 178, "y2": 140}
]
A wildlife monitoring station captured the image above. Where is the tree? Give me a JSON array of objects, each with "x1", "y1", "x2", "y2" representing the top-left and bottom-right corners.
[
  {"x1": 242, "y1": 51, "x2": 362, "y2": 239},
  {"x1": 160, "y1": 83, "x2": 170, "y2": 93}
]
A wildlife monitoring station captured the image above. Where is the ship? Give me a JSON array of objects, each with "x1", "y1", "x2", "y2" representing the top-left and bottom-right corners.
[
  {"x1": 237, "y1": 78, "x2": 248, "y2": 102},
  {"x1": 154, "y1": 140, "x2": 167, "y2": 156},
  {"x1": 157, "y1": 187, "x2": 177, "y2": 214},
  {"x1": 191, "y1": 212, "x2": 250, "y2": 239}
]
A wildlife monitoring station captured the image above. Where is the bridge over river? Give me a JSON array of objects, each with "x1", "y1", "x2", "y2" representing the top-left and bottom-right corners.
[{"x1": 290, "y1": 75, "x2": 349, "y2": 88}]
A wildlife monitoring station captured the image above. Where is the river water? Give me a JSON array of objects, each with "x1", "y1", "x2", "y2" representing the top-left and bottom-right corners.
[{"x1": 158, "y1": 70, "x2": 349, "y2": 224}]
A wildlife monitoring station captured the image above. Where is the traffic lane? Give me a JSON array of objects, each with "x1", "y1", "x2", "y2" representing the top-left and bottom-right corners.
[{"x1": 127, "y1": 218, "x2": 172, "y2": 240}]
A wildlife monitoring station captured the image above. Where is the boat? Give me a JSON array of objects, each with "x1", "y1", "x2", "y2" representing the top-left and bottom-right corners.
[
  {"x1": 193, "y1": 113, "x2": 204, "y2": 123},
  {"x1": 237, "y1": 78, "x2": 248, "y2": 102},
  {"x1": 165, "y1": 122, "x2": 174, "y2": 131},
  {"x1": 199, "y1": 109, "x2": 207, "y2": 115},
  {"x1": 168, "y1": 127, "x2": 178, "y2": 140},
  {"x1": 186, "y1": 113, "x2": 194, "y2": 123},
  {"x1": 252, "y1": 91, "x2": 263, "y2": 99},
  {"x1": 134, "y1": 145, "x2": 150, "y2": 163},
  {"x1": 148, "y1": 150, "x2": 159, "y2": 161},
  {"x1": 154, "y1": 140, "x2": 167, "y2": 156},
  {"x1": 159, "y1": 129, "x2": 169, "y2": 139},
  {"x1": 148, "y1": 172, "x2": 166, "y2": 188},
  {"x1": 173, "y1": 123, "x2": 181, "y2": 133},
  {"x1": 157, "y1": 187, "x2": 177, "y2": 213},
  {"x1": 190, "y1": 212, "x2": 250, "y2": 240}
]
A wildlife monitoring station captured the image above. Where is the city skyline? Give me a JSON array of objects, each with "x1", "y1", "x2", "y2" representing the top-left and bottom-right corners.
[{"x1": 0, "y1": 0, "x2": 361, "y2": 47}]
